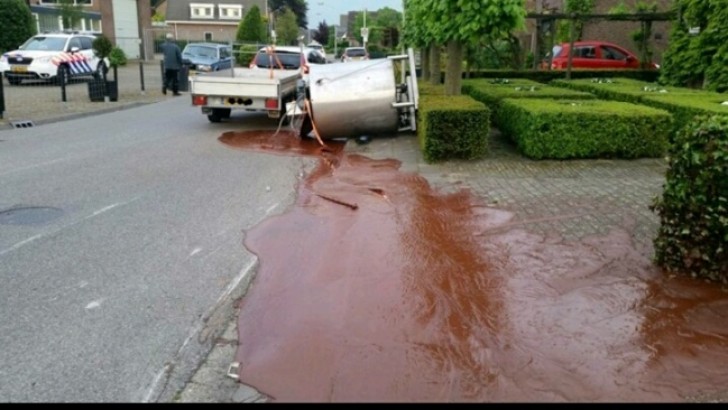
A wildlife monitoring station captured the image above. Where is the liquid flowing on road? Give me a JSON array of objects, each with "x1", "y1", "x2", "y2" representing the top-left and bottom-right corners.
[{"x1": 220, "y1": 130, "x2": 728, "y2": 402}]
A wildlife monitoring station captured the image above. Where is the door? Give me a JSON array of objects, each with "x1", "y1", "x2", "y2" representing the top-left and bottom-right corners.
[{"x1": 112, "y1": 0, "x2": 140, "y2": 59}]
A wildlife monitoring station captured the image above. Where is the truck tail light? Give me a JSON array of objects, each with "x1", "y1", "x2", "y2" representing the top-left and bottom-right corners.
[
  {"x1": 265, "y1": 98, "x2": 278, "y2": 110},
  {"x1": 192, "y1": 95, "x2": 207, "y2": 106}
]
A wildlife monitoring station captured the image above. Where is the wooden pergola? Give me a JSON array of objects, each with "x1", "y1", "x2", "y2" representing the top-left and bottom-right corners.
[{"x1": 527, "y1": 11, "x2": 677, "y2": 78}]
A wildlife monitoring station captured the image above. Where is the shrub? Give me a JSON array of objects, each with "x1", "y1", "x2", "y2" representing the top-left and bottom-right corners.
[
  {"x1": 417, "y1": 82, "x2": 445, "y2": 96},
  {"x1": 550, "y1": 78, "x2": 709, "y2": 105},
  {"x1": 465, "y1": 69, "x2": 660, "y2": 83},
  {"x1": 92, "y1": 35, "x2": 113, "y2": 60},
  {"x1": 498, "y1": 98, "x2": 672, "y2": 159},
  {"x1": 651, "y1": 115, "x2": 728, "y2": 283},
  {"x1": 0, "y1": 0, "x2": 35, "y2": 53},
  {"x1": 109, "y1": 47, "x2": 127, "y2": 67},
  {"x1": 417, "y1": 95, "x2": 491, "y2": 163},
  {"x1": 463, "y1": 78, "x2": 595, "y2": 128},
  {"x1": 640, "y1": 94, "x2": 728, "y2": 139}
]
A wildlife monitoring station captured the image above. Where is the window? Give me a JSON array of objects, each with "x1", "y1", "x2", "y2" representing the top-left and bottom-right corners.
[
  {"x1": 219, "y1": 4, "x2": 243, "y2": 20},
  {"x1": 575, "y1": 46, "x2": 596, "y2": 59},
  {"x1": 68, "y1": 37, "x2": 82, "y2": 51},
  {"x1": 204, "y1": 32, "x2": 213, "y2": 42},
  {"x1": 190, "y1": 3, "x2": 214, "y2": 19},
  {"x1": 601, "y1": 46, "x2": 626, "y2": 60},
  {"x1": 79, "y1": 36, "x2": 93, "y2": 50},
  {"x1": 220, "y1": 47, "x2": 231, "y2": 59}
]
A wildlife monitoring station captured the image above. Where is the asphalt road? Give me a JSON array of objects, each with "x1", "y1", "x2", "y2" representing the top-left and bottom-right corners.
[{"x1": 0, "y1": 97, "x2": 314, "y2": 402}]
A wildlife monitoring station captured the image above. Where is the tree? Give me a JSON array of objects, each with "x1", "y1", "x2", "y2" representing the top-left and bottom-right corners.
[
  {"x1": 350, "y1": 8, "x2": 403, "y2": 49},
  {"x1": 275, "y1": 7, "x2": 300, "y2": 46},
  {"x1": 237, "y1": 5, "x2": 266, "y2": 42},
  {"x1": 0, "y1": 0, "x2": 35, "y2": 53},
  {"x1": 269, "y1": 0, "x2": 308, "y2": 29},
  {"x1": 408, "y1": 0, "x2": 526, "y2": 95},
  {"x1": 59, "y1": 0, "x2": 84, "y2": 30},
  {"x1": 312, "y1": 21, "x2": 329, "y2": 46},
  {"x1": 661, "y1": 0, "x2": 728, "y2": 91},
  {"x1": 556, "y1": 0, "x2": 594, "y2": 43}
]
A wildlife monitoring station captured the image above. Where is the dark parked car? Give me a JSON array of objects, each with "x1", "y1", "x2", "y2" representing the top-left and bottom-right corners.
[
  {"x1": 543, "y1": 41, "x2": 658, "y2": 70},
  {"x1": 182, "y1": 43, "x2": 233, "y2": 73}
]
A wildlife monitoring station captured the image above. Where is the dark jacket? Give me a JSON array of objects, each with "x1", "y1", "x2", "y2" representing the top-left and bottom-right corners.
[{"x1": 162, "y1": 40, "x2": 183, "y2": 70}]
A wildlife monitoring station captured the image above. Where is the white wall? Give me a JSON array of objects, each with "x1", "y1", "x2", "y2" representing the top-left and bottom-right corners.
[{"x1": 112, "y1": 0, "x2": 140, "y2": 59}]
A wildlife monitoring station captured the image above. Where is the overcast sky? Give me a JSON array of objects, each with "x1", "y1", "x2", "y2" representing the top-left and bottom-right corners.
[{"x1": 307, "y1": 0, "x2": 404, "y2": 29}]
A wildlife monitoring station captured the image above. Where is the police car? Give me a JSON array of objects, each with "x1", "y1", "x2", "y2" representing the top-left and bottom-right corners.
[{"x1": 0, "y1": 32, "x2": 107, "y2": 86}]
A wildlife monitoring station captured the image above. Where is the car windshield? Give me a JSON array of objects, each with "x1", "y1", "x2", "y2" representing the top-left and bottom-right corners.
[
  {"x1": 346, "y1": 48, "x2": 366, "y2": 57},
  {"x1": 254, "y1": 51, "x2": 302, "y2": 69},
  {"x1": 183, "y1": 46, "x2": 217, "y2": 59},
  {"x1": 20, "y1": 37, "x2": 67, "y2": 51},
  {"x1": 550, "y1": 45, "x2": 563, "y2": 58}
]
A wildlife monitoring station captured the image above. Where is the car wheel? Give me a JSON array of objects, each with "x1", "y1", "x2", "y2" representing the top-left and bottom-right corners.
[
  {"x1": 7, "y1": 77, "x2": 22, "y2": 85},
  {"x1": 207, "y1": 108, "x2": 229, "y2": 123},
  {"x1": 56, "y1": 65, "x2": 70, "y2": 86}
]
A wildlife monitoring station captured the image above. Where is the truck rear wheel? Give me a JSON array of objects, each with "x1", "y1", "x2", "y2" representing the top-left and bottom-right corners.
[{"x1": 207, "y1": 108, "x2": 231, "y2": 123}]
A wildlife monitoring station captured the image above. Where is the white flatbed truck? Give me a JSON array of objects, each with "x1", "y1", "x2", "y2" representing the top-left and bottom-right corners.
[{"x1": 189, "y1": 68, "x2": 301, "y2": 123}]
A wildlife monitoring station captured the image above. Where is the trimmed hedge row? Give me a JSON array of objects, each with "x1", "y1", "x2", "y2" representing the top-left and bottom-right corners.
[
  {"x1": 551, "y1": 79, "x2": 728, "y2": 138},
  {"x1": 651, "y1": 115, "x2": 728, "y2": 283},
  {"x1": 551, "y1": 78, "x2": 712, "y2": 105},
  {"x1": 417, "y1": 94, "x2": 491, "y2": 163},
  {"x1": 464, "y1": 69, "x2": 660, "y2": 83},
  {"x1": 462, "y1": 78, "x2": 595, "y2": 129},
  {"x1": 498, "y1": 98, "x2": 672, "y2": 159},
  {"x1": 641, "y1": 94, "x2": 728, "y2": 137}
]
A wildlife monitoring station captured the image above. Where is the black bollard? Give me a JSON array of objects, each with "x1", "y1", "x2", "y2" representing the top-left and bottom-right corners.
[
  {"x1": 0, "y1": 72, "x2": 5, "y2": 119},
  {"x1": 139, "y1": 60, "x2": 145, "y2": 92},
  {"x1": 60, "y1": 67, "x2": 67, "y2": 102}
]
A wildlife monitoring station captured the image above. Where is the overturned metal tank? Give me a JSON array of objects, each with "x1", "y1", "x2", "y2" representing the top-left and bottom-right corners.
[{"x1": 306, "y1": 49, "x2": 419, "y2": 140}]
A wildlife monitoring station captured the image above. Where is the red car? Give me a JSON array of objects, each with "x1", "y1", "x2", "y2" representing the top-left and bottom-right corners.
[{"x1": 543, "y1": 41, "x2": 658, "y2": 70}]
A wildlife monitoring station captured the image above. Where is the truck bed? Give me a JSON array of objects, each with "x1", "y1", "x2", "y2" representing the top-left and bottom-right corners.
[{"x1": 190, "y1": 68, "x2": 300, "y2": 98}]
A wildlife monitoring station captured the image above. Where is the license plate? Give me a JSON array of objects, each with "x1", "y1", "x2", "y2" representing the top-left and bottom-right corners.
[{"x1": 11, "y1": 65, "x2": 27, "y2": 73}]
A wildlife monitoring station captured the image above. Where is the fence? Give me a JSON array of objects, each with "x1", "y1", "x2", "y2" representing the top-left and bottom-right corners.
[{"x1": 0, "y1": 33, "x2": 318, "y2": 127}]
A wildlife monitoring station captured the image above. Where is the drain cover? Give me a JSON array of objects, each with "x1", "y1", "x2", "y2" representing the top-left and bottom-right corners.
[
  {"x1": 10, "y1": 120, "x2": 35, "y2": 129},
  {"x1": 0, "y1": 206, "x2": 64, "y2": 225}
]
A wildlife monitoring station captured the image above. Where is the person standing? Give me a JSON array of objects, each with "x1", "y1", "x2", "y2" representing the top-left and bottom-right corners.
[{"x1": 161, "y1": 33, "x2": 183, "y2": 96}]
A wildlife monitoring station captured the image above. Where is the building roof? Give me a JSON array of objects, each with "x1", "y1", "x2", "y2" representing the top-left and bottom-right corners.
[{"x1": 166, "y1": 0, "x2": 266, "y2": 23}]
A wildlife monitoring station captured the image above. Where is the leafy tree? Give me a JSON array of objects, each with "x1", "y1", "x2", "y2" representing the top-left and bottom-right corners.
[
  {"x1": 661, "y1": 0, "x2": 728, "y2": 91},
  {"x1": 350, "y1": 8, "x2": 403, "y2": 48},
  {"x1": 556, "y1": 0, "x2": 594, "y2": 43},
  {"x1": 237, "y1": 5, "x2": 266, "y2": 42},
  {"x1": 269, "y1": 0, "x2": 308, "y2": 29},
  {"x1": 312, "y1": 21, "x2": 329, "y2": 46},
  {"x1": 0, "y1": 0, "x2": 36, "y2": 53},
  {"x1": 408, "y1": 0, "x2": 526, "y2": 95},
  {"x1": 275, "y1": 7, "x2": 300, "y2": 46},
  {"x1": 152, "y1": 12, "x2": 165, "y2": 23},
  {"x1": 59, "y1": 0, "x2": 84, "y2": 30}
]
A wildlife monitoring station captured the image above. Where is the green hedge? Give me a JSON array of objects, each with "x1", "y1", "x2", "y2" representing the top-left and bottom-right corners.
[
  {"x1": 464, "y1": 69, "x2": 660, "y2": 83},
  {"x1": 417, "y1": 82, "x2": 445, "y2": 96},
  {"x1": 498, "y1": 98, "x2": 672, "y2": 159},
  {"x1": 551, "y1": 79, "x2": 728, "y2": 139},
  {"x1": 640, "y1": 94, "x2": 728, "y2": 138},
  {"x1": 462, "y1": 78, "x2": 595, "y2": 129},
  {"x1": 551, "y1": 78, "x2": 710, "y2": 105},
  {"x1": 417, "y1": 94, "x2": 491, "y2": 163},
  {"x1": 651, "y1": 115, "x2": 728, "y2": 283}
]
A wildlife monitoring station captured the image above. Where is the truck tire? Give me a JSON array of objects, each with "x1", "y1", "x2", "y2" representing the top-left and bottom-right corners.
[{"x1": 207, "y1": 108, "x2": 231, "y2": 123}]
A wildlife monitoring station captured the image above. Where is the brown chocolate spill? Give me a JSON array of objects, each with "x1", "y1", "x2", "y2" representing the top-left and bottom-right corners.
[{"x1": 219, "y1": 130, "x2": 728, "y2": 402}]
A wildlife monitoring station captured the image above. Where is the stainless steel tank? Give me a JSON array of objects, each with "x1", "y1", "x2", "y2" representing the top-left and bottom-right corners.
[{"x1": 308, "y1": 59, "x2": 399, "y2": 139}]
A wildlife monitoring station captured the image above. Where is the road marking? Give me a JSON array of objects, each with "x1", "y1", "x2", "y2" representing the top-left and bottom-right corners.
[
  {"x1": 189, "y1": 248, "x2": 203, "y2": 257},
  {"x1": 0, "y1": 157, "x2": 75, "y2": 177},
  {"x1": 85, "y1": 299, "x2": 104, "y2": 310},
  {"x1": 0, "y1": 197, "x2": 141, "y2": 257},
  {"x1": 265, "y1": 202, "x2": 280, "y2": 216}
]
